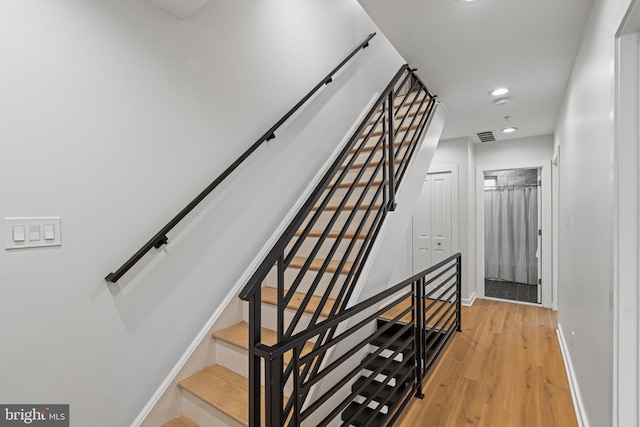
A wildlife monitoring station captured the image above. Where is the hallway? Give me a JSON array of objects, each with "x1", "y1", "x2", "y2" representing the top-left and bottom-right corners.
[{"x1": 397, "y1": 299, "x2": 577, "y2": 426}]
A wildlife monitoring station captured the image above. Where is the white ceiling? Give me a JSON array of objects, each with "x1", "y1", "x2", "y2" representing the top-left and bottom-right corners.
[
  {"x1": 146, "y1": 0, "x2": 210, "y2": 18},
  {"x1": 358, "y1": 0, "x2": 594, "y2": 142}
]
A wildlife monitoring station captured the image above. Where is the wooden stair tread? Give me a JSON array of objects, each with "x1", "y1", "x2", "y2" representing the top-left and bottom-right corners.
[
  {"x1": 294, "y1": 229, "x2": 366, "y2": 240},
  {"x1": 177, "y1": 365, "x2": 252, "y2": 426},
  {"x1": 396, "y1": 108, "x2": 428, "y2": 121},
  {"x1": 212, "y1": 321, "x2": 315, "y2": 364},
  {"x1": 357, "y1": 123, "x2": 421, "y2": 143},
  {"x1": 161, "y1": 415, "x2": 199, "y2": 427},
  {"x1": 178, "y1": 365, "x2": 271, "y2": 427},
  {"x1": 329, "y1": 179, "x2": 383, "y2": 190},
  {"x1": 262, "y1": 286, "x2": 337, "y2": 318},
  {"x1": 339, "y1": 157, "x2": 403, "y2": 171},
  {"x1": 368, "y1": 108, "x2": 427, "y2": 124},
  {"x1": 289, "y1": 255, "x2": 353, "y2": 274},
  {"x1": 312, "y1": 203, "x2": 382, "y2": 212}
]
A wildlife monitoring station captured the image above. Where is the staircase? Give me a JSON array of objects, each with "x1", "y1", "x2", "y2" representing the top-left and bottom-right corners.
[{"x1": 148, "y1": 66, "x2": 440, "y2": 427}]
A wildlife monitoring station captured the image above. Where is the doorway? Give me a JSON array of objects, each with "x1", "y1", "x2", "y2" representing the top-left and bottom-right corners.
[
  {"x1": 483, "y1": 168, "x2": 540, "y2": 304},
  {"x1": 475, "y1": 160, "x2": 552, "y2": 308}
]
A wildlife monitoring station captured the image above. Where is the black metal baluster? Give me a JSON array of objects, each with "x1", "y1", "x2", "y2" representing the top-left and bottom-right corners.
[
  {"x1": 414, "y1": 277, "x2": 425, "y2": 398},
  {"x1": 387, "y1": 91, "x2": 397, "y2": 210},
  {"x1": 248, "y1": 293, "x2": 262, "y2": 427},
  {"x1": 292, "y1": 346, "x2": 301, "y2": 427},
  {"x1": 277, "y1": 255, "x2": 285, "y2": 341},
  {"x1": 382, "y1": 102, "x2": 390, "y2": 209},
  {"x1": 265, "y1": 352, "x2": 283, "y2": 427}
]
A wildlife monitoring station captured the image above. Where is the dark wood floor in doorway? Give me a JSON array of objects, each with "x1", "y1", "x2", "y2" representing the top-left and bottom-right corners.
[{"x1": 396, "y1": 299, "x2": 577, "y2": 427}]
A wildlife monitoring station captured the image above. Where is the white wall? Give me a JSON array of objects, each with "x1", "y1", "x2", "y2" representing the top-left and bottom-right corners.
[
  {"x1": 554, "y1": 0, "x2": 633, "y2": 425},
  {"x1": 0, "y1": 1, "x2": 405, "y2": 425},
  {"x1": 474, "y1": 134, "x2": 554, "y2": 165}
]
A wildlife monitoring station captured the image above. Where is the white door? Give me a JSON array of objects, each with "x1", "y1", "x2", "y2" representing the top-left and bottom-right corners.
[{"x1": 413, "y1": 172, "x2": 453, "y2": 274}]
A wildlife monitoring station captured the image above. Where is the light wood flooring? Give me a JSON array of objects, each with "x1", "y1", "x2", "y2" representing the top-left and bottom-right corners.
[{"x1": 396, "y1": 298, "x2": 577, "y2": 427}]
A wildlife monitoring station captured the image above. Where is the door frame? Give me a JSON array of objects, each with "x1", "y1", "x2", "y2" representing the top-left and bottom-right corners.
[
  {"x1": 614, "y1": 7, "x2": 640, "y2": 424},
  {"x1": 475, "y1": 160, "x2": 553, "y2": 308}
]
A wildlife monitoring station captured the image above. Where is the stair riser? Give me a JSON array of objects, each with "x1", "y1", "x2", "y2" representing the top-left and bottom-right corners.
[
  {"x1": 181, "y1": 389, "x2": 244, "y2": 427},
  {"x1": 357, "y1": 124, "x2": 422, "y2": 147},
  {"x1": 366, "y1": 98, "x2": 426, "y2": 124},
  {"x1": 249, "y1": 302, "x2": 321, "y2": 336},
  {"x1": 324, "y1": 183, "x2": 383, "y2": 204},
  {"x1": 214, "y1": 342, "x2": 296, "y2": 396},
  {"x1": 338, "y1": 164, "x2": 389, "y2": 186},
  {"x1": 301, "y1": 208, "x2": 381, "y2": 236},
  {"x1": 348, "y1": 132, "x2": 423, "y2": 167}
]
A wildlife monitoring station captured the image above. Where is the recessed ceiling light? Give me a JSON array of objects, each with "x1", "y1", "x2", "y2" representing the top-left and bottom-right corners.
[
  {"x1": 456, "y1": 0, "x2": 477, "y2": 3},
  {"x1": 490, "y1": 87, "x2": 509, "y2": 97},
  {"x1": 502, "y1": 127, "x2": 518, "y2": 133},
  {"x1": 494, "y1": 97, "x2": 510, "y2": 106}
]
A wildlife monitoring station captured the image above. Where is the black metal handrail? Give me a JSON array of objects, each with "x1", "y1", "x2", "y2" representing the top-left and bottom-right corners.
[
  {"x1": 238, "y1": 64, "x2": 438, "y2": 427},
  {"x1": 104, "y1": 33, "x2": 376, "y2": 283},
  {"x1": 252, "y1": 253, "x2": 462, "y2": 427}
]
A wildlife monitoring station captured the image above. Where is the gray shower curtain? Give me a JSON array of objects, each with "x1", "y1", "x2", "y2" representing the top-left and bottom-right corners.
[{"x1": 484, "y1": 186, "x2": 538, "y2": 285}]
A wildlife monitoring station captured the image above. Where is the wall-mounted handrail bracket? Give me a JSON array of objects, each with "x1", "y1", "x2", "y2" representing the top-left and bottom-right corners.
[{"x1": 153, "y1": 235, "x2": 169, "y2": 249}]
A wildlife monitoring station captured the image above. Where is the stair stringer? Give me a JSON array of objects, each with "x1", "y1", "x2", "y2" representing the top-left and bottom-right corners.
[
  {"x1": 134, "y1": 94, "x2": 381, "y2": 427},
  {"x1": 302, "y1": 101, "x2": 448, "y2": 427}
]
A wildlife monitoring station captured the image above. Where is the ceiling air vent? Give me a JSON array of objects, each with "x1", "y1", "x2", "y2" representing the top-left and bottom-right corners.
[{"x1": 475, "y1": 130, "x2": 496, "y2": 143}]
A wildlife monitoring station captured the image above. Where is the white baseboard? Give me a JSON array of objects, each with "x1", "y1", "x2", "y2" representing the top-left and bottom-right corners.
[
  {"x1": 462, "y1": 292, "x2": 476, "y2": 306},
  {"x1": 556, "y1": 324, "x2": 589, "y2": 427}
]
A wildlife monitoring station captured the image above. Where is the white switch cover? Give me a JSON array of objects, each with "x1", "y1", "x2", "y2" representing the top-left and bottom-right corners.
[
  {"x1": 12, "y1": 225, "x2": 25, "y2": 242},
  {"x1": 28, "y1": 224, "x2": 41, "y2": 241},
  {"x1": 44, "y1": 223, "x2": 55, "y2": 240},
  {"x1": 4, "y1": 217, "x2": 61, "y2": 249}
]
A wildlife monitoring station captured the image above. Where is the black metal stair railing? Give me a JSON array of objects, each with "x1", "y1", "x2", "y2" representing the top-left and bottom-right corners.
[
  {"x1": 252, "y1": 253, "x2": 462, "y2": 427},
  {"x1": 104, "y1": 33, "x2": 376, "y2": 284},
  {"x1": 238, "y1": 65, "x2": 438, "y2": 427}
]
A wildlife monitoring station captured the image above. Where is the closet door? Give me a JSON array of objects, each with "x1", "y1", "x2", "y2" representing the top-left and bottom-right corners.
[{"x1": 413, "y1": 172, "x2": 452, "y2": 273}]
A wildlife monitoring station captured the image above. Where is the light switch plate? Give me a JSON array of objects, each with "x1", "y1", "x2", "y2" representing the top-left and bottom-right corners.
[{"x1": 4, "y1": 217, "x2": 61, "y2": 249}]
